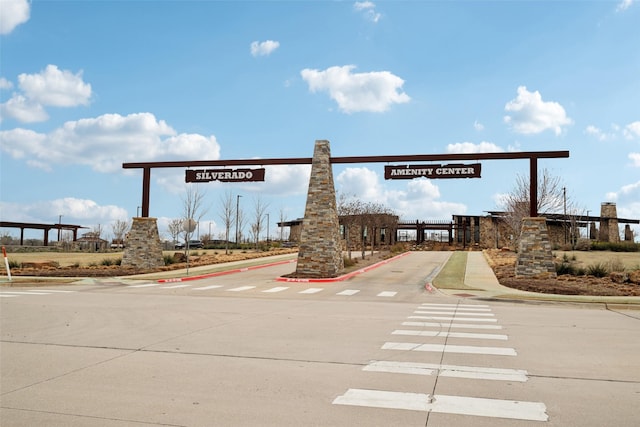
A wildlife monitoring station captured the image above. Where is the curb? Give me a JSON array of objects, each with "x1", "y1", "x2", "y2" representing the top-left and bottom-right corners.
[{"x1": 276, "y1": 252, "x2": 411, "y2": 283}]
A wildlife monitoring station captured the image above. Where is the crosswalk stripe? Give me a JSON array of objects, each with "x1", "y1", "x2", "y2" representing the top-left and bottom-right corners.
[
  {"x1": 333, "y1": 389, "x2": 547, "y2": 421},
  {"x1": 419, "y1": 306, "x2": 492, "y2": 312},
  {"x1": 262, "y1": 286, "x2": 289, "y2": 293},
  {"x1": 192, "y1": 285, "x2": 223, "y2": 290},
  {"x1": 377, "y1": 291, "x2": 397, "y2": 297},
  {"x1": 420, "y1": 303, "x2": 490, "y2": 308},
  {"x1": 128, "y1": 283, "x2": 161, "y2": 288},
  {"x1": 414, "y1": 310, "x2": 495, "y2": 316},
  {"x1": 161, "y1": 284, "x2": 191, "y2": 289},
  {"x1": 299, "y1": 288, "x2": 323, "y2": 294},
  {"x1": 408, "y1": 315, "x2": 497, "y2": 322},
  {"x1": 336, "y1": 289, "x2": 360, "y2": 296},
  {"x1": 363, "y1": 361, "x2": 528, "y2": 382},
  {"x1": 382, "y1": 342, "x2": 517, "y2": 356},
  {"x1": 32, "y1": 289, "x2": 76, "y2": 293},
  {"x1": 0, "y1": 291, "x2": 51, "y2": 295},
  {"x1": 227, "y1": 286, "x2": 256, "y2": 292},
  {"x1": 391, "y1": 330, "x2": 508, "y2": 340},
  {"x1": 403, "y1": 321, "x2": 503, "y2": 330},
  {"x1": 0, "y1": 294, "x2": 18, "y2": 297}
]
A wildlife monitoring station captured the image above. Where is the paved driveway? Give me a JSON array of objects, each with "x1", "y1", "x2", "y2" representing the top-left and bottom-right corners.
[{"x1": 1, "y1": 252, "x2": 638, "y2": 426}]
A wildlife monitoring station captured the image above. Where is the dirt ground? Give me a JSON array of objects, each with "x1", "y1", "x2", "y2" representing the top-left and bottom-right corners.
[{"x1": 485, "y1": 249, "x2": 640, "y2": 297}]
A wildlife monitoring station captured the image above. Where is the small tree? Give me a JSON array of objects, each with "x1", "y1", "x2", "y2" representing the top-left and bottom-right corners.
[
  {"x1": 180, "y1": 185, "x2": 208, "y2": 251},
  {"x1": 167, "y1": 218, "x2": 182, "y2": 246},
  {"x1": 500, "y1": 168, "x2": 574, "y2": 249},
  {"x1": 218, "y1": 190, "x2": 235, "y2": 254},
  {"x1": 250, "y1": 196, "x2": 269, "y2": 250},
  {"x1": 111, "y1": 219, "x2": 130, "y2": 246}
]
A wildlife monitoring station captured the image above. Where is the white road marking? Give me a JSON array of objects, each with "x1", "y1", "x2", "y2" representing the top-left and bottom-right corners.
[
  {"x1": 391, "y1": 329, "x2": 508, "y2": 340},
  {"x1": 32, "y1": 289, "x2": 76, "y2": 293},
  {"x1": 193, "y1": 285, "x2": 223, "y2": 290},
  {"x1": 336, "y1": 289, "x2": 360, "y2": 296},
  {"x1": 0, "y1": 294, "x2": 18, "y2": 297},
  {"x1": 299, "y1": 288, "x2": 323, "y2": 294},
  {"x1": 408, "y1": 315, "x2": 497, "y2": 322},
  {"x1": 403, "y1": 321, "x2": 502, "y2": 330},
  {"x1": 333, "y1": 389, "x2": 548, "y2": 421},
  {"x1": 363, "y1": 361, "x2": 528, "y2": 382},
  {"x1": 382, "y1": 342, "x2": 517, "y2": 356},
  {"x1": 0, "y1": 291, "x2": 51, "y2": 295},
  {"x1": 262, "y1": 286, "x2": 289, "y2": 293},
  {"x1": 414, "y1": 310, "x2": 495, "y2": 316},
  {"x1": 227, "y1": 286, "x2": 256, "y2": 292},
  {"x1": 128, "y1": 283, "x2": 161, "y2": 288},
  {"x1": 161, "y1": 284, "x2": 191, "y2": 289},
  {"x1": 420, "y1": 303, "x2": 490, "y2": 308},
  {"x1": 377, "y1": 291, "x2": 397, "y2": 297}
]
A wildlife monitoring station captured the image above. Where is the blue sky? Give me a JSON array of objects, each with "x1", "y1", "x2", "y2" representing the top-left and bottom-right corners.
[{"x1": 1, "y1": 0, "x2": 639, "y2": 242}]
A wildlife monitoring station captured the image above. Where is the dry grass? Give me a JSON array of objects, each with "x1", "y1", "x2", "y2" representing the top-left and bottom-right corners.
[{"x1": 554, "y1": 250, "x2": 640, "y2": 271}]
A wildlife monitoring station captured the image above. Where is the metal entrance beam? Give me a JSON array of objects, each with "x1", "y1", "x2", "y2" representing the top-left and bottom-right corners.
[{"x1": 122, "y1": 150, "x2": 569, "y2": 219}]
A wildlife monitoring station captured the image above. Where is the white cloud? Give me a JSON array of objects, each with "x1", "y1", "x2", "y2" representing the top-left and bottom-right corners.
[
  {"x1": 503, "y1": 86, "x2": 573, "y2": 135},
  {"x1": 354, "y1": 1, "x2": 381, "y2": 23},
  {"x1": 0, "y1": 198, "x2": 128, "y2": 227},
  {"x1": 0, "y1": 77, "x2": 13, "y2": 89},
  {"x1": 0, "y1": 65, "x2": 92, "y2": 123},
  {"x1": 585, "y1": 125, "x2": 610, "y2": 141},
  {"x1": 446, "y1": 141, "x2": 504, "y2": 154},
  {"x1": 336, "y1": 167, "x2": 466, "y2": 220},
  {"x1": 300, "y1": 65, "x2": 410, "y2": 113},
  {"x1": 623, "y1": 121, "x2": 640, "y2": 139},
  {"x1": 0, "y1": 112, "x2": 221, "y2": 173},
  {"x1": 250, "y1": 40, "x2": 280, "y2": 57},
  {"x1": 616, "y1": 0, "x2": 634, "y2": 12},
  {"x1": 0, "y1": 0, "x2": 30, "y2": 34},
  {"x1": 473, "y1": 120, "x2": 484, "y2": 131},
  {"x1": 18, "y1": 65, "x2": 92, "y2": 107},
  {"x1": 630, "y1": 153, "x2": 640, "y2": 167}
]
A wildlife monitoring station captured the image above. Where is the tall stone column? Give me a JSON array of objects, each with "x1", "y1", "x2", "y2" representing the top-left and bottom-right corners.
[
  {"x1": 515, "y1": 217, "x2": 556, "y2": 278},
  {"x1": 295, "y1": 140, "x2": 344, "y2": 278},
  {"x1": 598, "y1": 202, "x2": 620, "y2": 242},
  {"x1": 121, "y1": 217, "x2": 164, "y2": 269}
]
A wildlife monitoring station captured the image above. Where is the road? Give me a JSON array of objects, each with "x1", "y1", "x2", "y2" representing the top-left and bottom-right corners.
[{"x1": 1, "y1": 252, "x2": 639, "y2": 426}]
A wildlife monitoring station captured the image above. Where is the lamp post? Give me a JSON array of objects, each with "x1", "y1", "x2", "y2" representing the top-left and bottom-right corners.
[
  {"x1": 57, "y1": 215, "x2": 62, "y2": 242},
  {"x1": 266, "y1": 213, "x2": 270, "y2": 242},
  {"x1": 136, "y1": 206, "x2": 141, "y2": 217},
  {"x1": 235, "y1": 194, "x2": 242, "y2": 246}
]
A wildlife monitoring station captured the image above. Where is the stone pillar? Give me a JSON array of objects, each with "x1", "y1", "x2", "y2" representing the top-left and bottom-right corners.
[
  {"x1": 624, "y1": 224, "x2": 634, "y2": 242},
  {"x1": 121, "y1": 217, "x2": 164, "y2": 269},
  {"x1": 515, "y1": 217, "x2": 556, "y2": 278},
  {"x1": 295, "y1": 140, "x2": 344, "y2": 278},
  {"x1": 598, "y1": 202, "x2": 620, "y2": 242},
  {"x1": 589, "y1": 222, "x2": 597, "y2": 240}
]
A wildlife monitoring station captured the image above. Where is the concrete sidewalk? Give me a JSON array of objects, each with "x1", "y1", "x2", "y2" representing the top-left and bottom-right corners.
[{"x1": 440, "y1": 251, "x2": 640, "y2": 306}]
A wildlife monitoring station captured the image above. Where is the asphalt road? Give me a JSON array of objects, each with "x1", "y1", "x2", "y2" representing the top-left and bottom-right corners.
[{"x1": 1, "y1": 252, "x2": 639, "y2": 426}]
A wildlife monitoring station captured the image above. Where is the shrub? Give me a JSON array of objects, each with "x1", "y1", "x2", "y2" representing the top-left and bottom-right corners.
[
  {"x1": 163, "y1": 254, "x2": 176, "y2": 265},
  {"x1": 587, "y1": 262, "x2": 609, "y2": 277},
  {"x1": 608, "y1": 258, "x2": 626, "y2": 273},
  {"x1": 343, "y1": 256, "x2": 356, "y2": 268},
  {"x1": 8, "y1": 259, "x2": 21, "y2": 269},
  {"x1": 574, "y1": 239, "x2": 592, "y2": 251},
  {"x1": 555, "y1": 261, "x2": 576, "y2": 276},
  {"x1": 101, "y1": 258, "x2": 114, "y2": 266},
  {"x1": 591, "y1": 241, "x2": 639, "y2": 252}
]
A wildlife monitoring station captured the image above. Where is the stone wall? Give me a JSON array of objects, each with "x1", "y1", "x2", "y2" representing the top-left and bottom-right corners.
[
  {"x1": 121, "y1": 217, "x2": 164, "y2": 269},
  {"x1": 515, "y1": 217, "x2": 556, "y2": 278},
  {"x1": 295, "y1": 140, "x2": 344, "y2": 278}
]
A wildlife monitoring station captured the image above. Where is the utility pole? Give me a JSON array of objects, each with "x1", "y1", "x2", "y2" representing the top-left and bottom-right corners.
[
  {"x1": 563, "y1": 187, "x2": 567, "y2": 245},
  {"x1": 235, "y1": 194, "x2": 242, "y2": 245}
]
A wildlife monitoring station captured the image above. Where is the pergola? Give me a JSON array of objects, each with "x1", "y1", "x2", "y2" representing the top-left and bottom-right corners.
[
  {"x1": 0, "y1": 221, "x2": 87, "y2": 246},
  {"x1": 123, "y1": 150, "x2": 570, "y2": 218}
]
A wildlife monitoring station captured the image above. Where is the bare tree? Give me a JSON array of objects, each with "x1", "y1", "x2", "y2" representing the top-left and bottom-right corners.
[
  {"x1": 250, "y1": 196, "x2": 270, "y2": 250},
  {"x1": 111, "y1": 219, "x2": 130, "y2": 247},
  {"x1": 278, "y1": 207, "x2": 287, "y2": 242},
  {"x1": 218, "y1": 190, "x2": 235, "y2": 254},
  {"x1": 167, "y1": 218, "x2": 182, "y2": 246},
  {"x1": 180, "y1": 185, "x2": 208, "y2": 251},
  {"x1": 500, "y1": 168, "x2": 573, "y2": 249}
]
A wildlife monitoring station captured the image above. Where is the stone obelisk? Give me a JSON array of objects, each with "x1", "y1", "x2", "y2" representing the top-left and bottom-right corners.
[{"x1": 295, "y1": 140, "x2": 344, "y2": 278}]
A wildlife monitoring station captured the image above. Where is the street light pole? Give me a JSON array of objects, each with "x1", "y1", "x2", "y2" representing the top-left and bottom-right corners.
[
  {"x1": 235, "y1": 194, "x2": 242, "y2": 246},
  {"x1": 266, "y1": 213, "x2": 270, "y2": 242},
  {"x1": 57, "y1": 215, "x2": 62, "y2": 242}
]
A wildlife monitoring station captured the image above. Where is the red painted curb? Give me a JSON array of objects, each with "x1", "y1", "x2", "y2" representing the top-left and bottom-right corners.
[
  {"x1": 157, "y1": 259, "x2": 296, "y2": 283},
  {"x1": 275, "y1": 252, "x2": 411, "y2": 283}
]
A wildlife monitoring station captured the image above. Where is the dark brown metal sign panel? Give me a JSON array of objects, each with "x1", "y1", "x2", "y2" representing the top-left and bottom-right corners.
[
  {"x1": 385, "y1": 164, "x2": 481, "y2": 180},
  {"x1": 185, "y1": 168, "x2": 266, "y2": 183}
]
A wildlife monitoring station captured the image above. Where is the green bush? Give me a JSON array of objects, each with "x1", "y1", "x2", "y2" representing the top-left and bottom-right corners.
[
  {"x1": 591, "y1": 241, "x2": 639, "y2": 252},
  {"x1": 555, "y1": 261, "x2": 576, "y2": 276},
  {"x1": 8, "y1": 260, "x2": 21, "y2": 269},
  {"x1": 101, "y1": 258, "x2": 114, "y2": 266},
  {"x1": 587, "y1": 262, "x2": 609, "y2": 277},
  {"x1": 163, "y1": 255, "x2": 175, "y2": 265}
]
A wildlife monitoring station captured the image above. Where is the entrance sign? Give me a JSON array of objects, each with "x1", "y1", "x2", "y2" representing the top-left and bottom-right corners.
[
  {"x1": 185, "y1": 168, "x2": 266, "y2": 183},
  {"x1": 385, "y1": 164, "x2": 481, "y2": 180}
]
